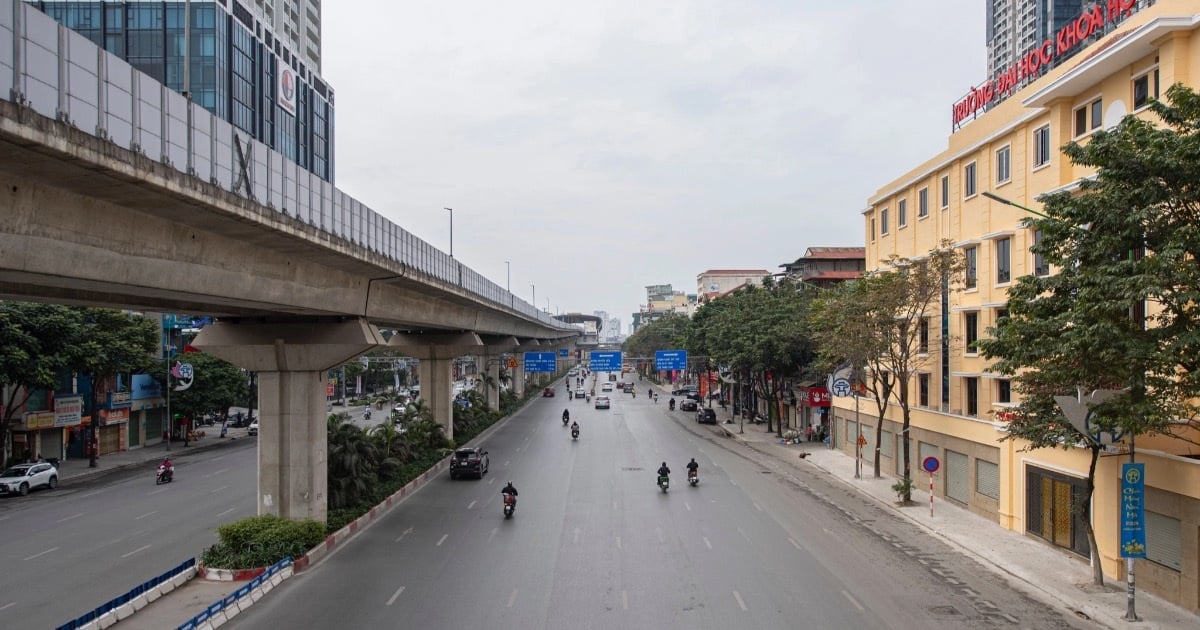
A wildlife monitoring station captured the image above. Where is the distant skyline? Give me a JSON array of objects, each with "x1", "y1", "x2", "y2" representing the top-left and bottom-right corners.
[{"x1": 322, "y1": 1, "x2": 984, "y2": 320}]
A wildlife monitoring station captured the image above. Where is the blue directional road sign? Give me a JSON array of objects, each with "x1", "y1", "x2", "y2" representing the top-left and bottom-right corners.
[
  {"x1": 523, "y1": 352, "x2": 558, "y2": 373},
  {"x1": 655, "y1": 350, "x2": 687, "y2": 371},
  {"x1": 558, "y1": 348, "x2": 569, "y2": 357},
  {"x1": 589, "y1": 351, "x2": 622, "y2": 372}
]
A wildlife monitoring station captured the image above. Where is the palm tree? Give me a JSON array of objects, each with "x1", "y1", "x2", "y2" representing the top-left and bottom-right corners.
[{"x1": 327, "y1": 415, "x2": 381, "y2": 509}]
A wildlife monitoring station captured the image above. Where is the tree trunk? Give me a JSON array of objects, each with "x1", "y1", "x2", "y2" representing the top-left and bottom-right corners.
[
  {"x1": 873, "y1": 418, "x2": 884, "y2": 478},
  {"x1": 900, "y1": 408, "x2": 912, "y2": 504},
  {"x1": 1083, "y1": 445, "x2": 1104, "y2": 586}
]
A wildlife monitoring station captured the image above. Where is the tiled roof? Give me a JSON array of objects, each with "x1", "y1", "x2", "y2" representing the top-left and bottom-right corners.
[
  {"x1": 698, "y1": 269, "x2": 770, "y2": 276},
  {"x1": 806, "y1": 270, "x2": 863, "y2": 280}
]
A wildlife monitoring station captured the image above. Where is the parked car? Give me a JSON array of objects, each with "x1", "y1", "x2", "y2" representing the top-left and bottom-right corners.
[
  {"x1": 248, "y1": 420, "x2": 259, "y2": 436},
  {"x1": 595, "y1": 396, "x2": 611, "y2": 409},
  {"x1": 543, "y1": 387, "x2": 556, "y2": 397},
  {"x1": 0, "y1": 462, "x2": 58, "y2": 496},
  {"x1": 696, "y1": 408, "x2": 718, "y2": 424},
  {"x1": 449, "y1": 447, "x2": 490, "y2": 480},
  {"x1": 680, "y1": 398, "x2": 699, "y2": 411},
  {"x1": 672, "y1": 386, "x2": 698, "y2": 396},
  {"x1": 601, "y1": 383, "x2": 613, "y2": 392}
]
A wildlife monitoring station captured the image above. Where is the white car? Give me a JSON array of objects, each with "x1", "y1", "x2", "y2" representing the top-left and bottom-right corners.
[
  {"x1": 594, "y1": 396, "x2": 611, "y2": 409},
  {"x1": 0, "y1": 462, "x2": 58, "y2": 496},
  {"x1": 248, "y1": 420, "x2": 259, "y2": 436},
  {"x1": 601, "y1": 383, "x2": 613, "y2": 392}
]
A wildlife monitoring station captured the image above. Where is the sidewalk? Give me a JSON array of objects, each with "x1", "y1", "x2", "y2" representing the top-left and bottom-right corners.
[{"x1": 700, "y1": 415, "x2": 1199, "y2": 629}]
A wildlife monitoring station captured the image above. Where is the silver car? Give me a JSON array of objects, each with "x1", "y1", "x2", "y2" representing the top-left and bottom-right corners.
[{"x1": 0, "y1": 462, "x2": 58, "y2": 496}]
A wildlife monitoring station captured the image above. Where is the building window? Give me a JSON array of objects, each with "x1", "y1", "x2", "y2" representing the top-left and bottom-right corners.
[
  {"x1": 964, "y1": 162, "x2": 977, "y2": 198},
  {"x1": 1034, "y1": 125, "x2": 1051, "y2": 168},
  {"x1": 996, "y1": 237, "x2": 1011, "y2": 284},
  {"x1": 996, "y1": 145, "x2": 1011, "y2": 184},
  {"x1": 918, "y1": 317, "x2": 930, "y2": 354},
  {"x1": 898, "y1": 199, "x2": 907, "y2": 228},
  {"x1": 965, "y1": 377, "x2": 979, "y2": 416},
  {"x1": 1074, "y1": 98, "x2": 1102, "y2": 137},
  {"x1": 881, "y1": 208, "x2": 889, "y2": 235},
  {"x1": 918, "y1": 188, "x2": 929, "y2": 218},
  {"x1": 965, "y1": 246, "x2": 977, "y2": 289},
  {"x1": 965, "y1": 312, "x2": 979, "y2": 354},
  {"x1": 997, "y1": 379, "x2": 1012, "y2": 404},
  {"x1": 1033, "y1": 229, "x2": 1049, "y2": 276},
  {"x1": 870, "y1": 218, "x2": 876, "y2": 241},
  {"x1": 940, "y1": 175, "x2": 949, "y2": 209},
  {"x1": 919, "y1": 374, "x2": 930, "y2": 407},
  {"x1": 1133, "y1": 69, "x2": 1159, "y2": 109}
]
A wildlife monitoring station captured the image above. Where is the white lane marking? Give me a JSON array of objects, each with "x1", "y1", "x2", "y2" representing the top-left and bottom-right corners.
[
  {"x1": 135, "y1": 511, "x2": 158, "y2": 520},
  {"x1": 753, "y1": 502, "x2": 762, "y2": 512},
  {"x1": 0, "y1": 602, "x2": 16, "y2": 611},
  {"x1": 504, "y1": 461, "x2": 510, "y2": 467},
  {"x1": 703, "y1": 537, "x2": 712, "y2": 549},
  {"x1": 385, "y1": 585, "x2": 406, "y2": 606},
  {"x1": 216, "y1": 508, "x2": 237, "y2": 518},
  {"x1": 788, "y1": 538, "x2": 802, "y2": 550},
  {"x1": 507, "y1": 589, "x2": 518, "y2": 608},
  {"x1": 147, "y1": 488, "x2": 168, "y2": 496},
  {"x1": 488, "y1": 478, "x2": 495, "y2": 485},
  {"x1": 684, "y1": 502, "x2": 692, "y2": 512},
  {"x1": 204, "y1": 468, "x2": 230, "y2": 478},
  {"x1": 824, "y1": 528, "x2": 833, "y2": 535},
  {"x1": 436, "y1": 534, "x2": 448, "y2": 547},
  {"x1": 732, "y1": 590, "x2": 748, "y2": 611},
  {"x1": 79, "y1": 489, "x2": 105, "y2": 498},
  {"x1": 573, "y1": 528, "x2": 580, "y2": 544},
  {"x1": 622, "y1": 590, "x2": 629, "y2": 610},
  {"x1": 121, "y1": 545, "x2": 151, "y2": 559},
  {"x1": 841, "y1": 590, "x2": 865, "y2": 612},
  {"x1": 210, "y1": 485, "x2": 229, "y2": 494},
  {"x1": 615, "y1": 536, "x2": 622, "y2": 550},
  {"x1": 396, "y1": 527, "x2": 414, "y2": 543},
  {"x1": 0, "y1": 515, "x2": 9, "y2": 521},
  {"x1": 56, "y1": 513, "x2": 84, "y2": 523},
  {"x1": 487, "y1": 528, "x2": 497, "y2": 543},
  {"x1": 467, "y1": 500, "x2": 476, "y2": 510},
  {"x1": 730, "y1": 479, "x2": 738, "y2": 487},
  {"x1": 612, "y1": 500, "x2": 618, "y2": 511},
  {"x1": 655, "y1": 527, "x2": 664, "y2": 543},
  {"x1": 736, "y1": 527, "x2": 750, "y2": 541},
  {"x1": 24, "y1": 547, "x2": 59, "y2": 561}
]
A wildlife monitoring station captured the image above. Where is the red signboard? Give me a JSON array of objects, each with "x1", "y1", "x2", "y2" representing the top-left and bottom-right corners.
[
  {"x1": 804, "y1": 387, "x2": 831, "y2": 408},
  {"x1": 952, "y1": 0, "x2": 1139, "y2": 127}
]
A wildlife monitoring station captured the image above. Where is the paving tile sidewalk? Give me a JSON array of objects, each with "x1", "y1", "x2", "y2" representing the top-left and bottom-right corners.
[{"x1": 699, "y1": 413, "x2": 1198, "y2": 630}]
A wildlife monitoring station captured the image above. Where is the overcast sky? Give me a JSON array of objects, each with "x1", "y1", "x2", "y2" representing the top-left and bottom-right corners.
[{"x1": 322, "y1": 1, "x2": 984, "y2": 326}]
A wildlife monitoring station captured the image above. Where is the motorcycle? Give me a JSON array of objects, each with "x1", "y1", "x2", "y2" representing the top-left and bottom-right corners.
[
  {"x1": 657, "y1": 475, "x2": 669, "y2": 493},
  {"x1": 502, "y1": 493, "x2": 517, "y2": 518},
  {"x1": 571, "y1": 427, "x2": 579, "y2": 440},
  {"x1": 563, "y1": 415, "x2": 570, "y2": 427},
  {"x1": 156, "y1": 465, "x2": 174, "y2": 485},
  {"x1": 688, "y1": 469, "x2": 699, "y2": 486},
  {"x1": 668, "y1": 399, "x2": 676, "y2": 411}
]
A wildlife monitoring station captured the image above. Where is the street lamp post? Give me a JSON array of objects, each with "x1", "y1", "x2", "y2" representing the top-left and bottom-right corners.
[
  {"x1": 981, "y1": 191, "x2": 1053, "y2": 220},
  {"x1": 444, "y1": 207, "x2": 453, "y2": 257},
  {"x1": 531, "y1": 284, "x2": 535, "y2": 308},
  {"x1": 505, "y1": 261, "x2": 510, "y2": 292}
]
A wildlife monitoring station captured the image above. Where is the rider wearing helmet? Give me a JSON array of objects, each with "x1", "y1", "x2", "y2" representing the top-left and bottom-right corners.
[
  {"x1": 657, "y1": 462, "x2": 671, "y2": 478},
  {"x1": 563, "y1": 409, "x2": 570, "y2": 421},
  {"x1": 686, "y1": 458, "x2": 698, "y2": 477},
  {"x1": 502, "y1": 481, "x2": 518, "y2": 497}
]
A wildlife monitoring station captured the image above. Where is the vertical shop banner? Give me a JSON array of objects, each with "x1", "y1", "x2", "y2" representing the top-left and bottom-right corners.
[{"x1": 1119, "y1": 462, "x2": 1146, "y2": 558}]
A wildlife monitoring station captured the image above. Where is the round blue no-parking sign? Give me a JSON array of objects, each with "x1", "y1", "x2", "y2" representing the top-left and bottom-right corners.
[{"x1": 922, "y1": 456, "x2": 940, "y2": 473}]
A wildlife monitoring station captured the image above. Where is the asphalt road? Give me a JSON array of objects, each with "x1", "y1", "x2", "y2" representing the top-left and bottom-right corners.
[
  {"x1": 225, "y1": 374, "x2": 1088, "y2": 630},
  {"x1": 0, "y1": 440, "x2": 257, "y2": 629}
]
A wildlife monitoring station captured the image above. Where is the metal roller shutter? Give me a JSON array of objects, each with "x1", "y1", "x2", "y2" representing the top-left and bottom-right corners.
[
  {"x1": 946, "y1": 450, "x2": 969, "y2": 504},
  {"x1": 975, "y1": 459, "x2": 1000, "y2": 499},
  {"x1": 1145, "y1": 512, "x2": 1182, "y2": 570}
]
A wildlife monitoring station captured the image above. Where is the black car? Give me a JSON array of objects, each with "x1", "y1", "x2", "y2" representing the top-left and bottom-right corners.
[
  {"x1": 696, "y1": 408, "x2": 717, "y2": 424},
  {"x1": 449, "y1": 447, "x2": 490, "y2": 479},
  {"x1": 672, "y1": 386, "x2": 698, "y2": 396},
  {"x1": 680, "y1": 398, "x2": 699, "y2": 411}
]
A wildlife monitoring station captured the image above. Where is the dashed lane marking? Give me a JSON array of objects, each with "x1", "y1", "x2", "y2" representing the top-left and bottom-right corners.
[
  {"x1": 24, "y1": 547, "x2": 58, "y2": 561},
  {"x1": 436, "y1": 534, "x2": 448, "y2": 547},
  {"x1": 210, "y1": 486, "x2": 229, "y2": 494},
  {"x1": 0, "y1": 602, "x2": 15, "y2": 611},
  {"x1": 385, "y1": 585, "x2": 405, "y2": 606},
  {"x1": 736, "y1": 527, "x2": 750, "y2": 541},
  {"x1": 507, "y1": 589, "x2": 518, "y2": 608},
  {"x1": 56, "y1": 513, "x2": 83, "y2": 523},
  {"x1": 487, "y1": 528, "x2": 497, "y2": 543},
  {"x1": 622, "y1": 590, "x2": 629, "y2": 610},
  {"x1": 121, "y1": 545, "x2": 151, "y2": 559},
  {"x1": 135, "y1": 511, "x2": 158, "y2": 520},
  {"x1": 703, "y1": 537, "x2": 712, "y2": 549},
  {"x1": 788, "y1": 538, "x2": 802, "y2": 551},
  {"x1": 841, "y1": 590, "x2": 865, "y2": 612},
  {"x1": 467, "y1": 500, "x2": 477, "y2": 510},
  {"x1": 216, "y1": 508, "x2": 237, "y2": 518},
  {"x1": 732, "y1": 590, "x2": 748, "y2": 611},
  {"x1": 753, "y1": 502, "x2": 762, "y2": 512},
  {"x1": 616, "y1": 536, "x2": 622, "y2": 550},
  {"x1": 204, "y1": 468, "x2": 230, "y2": 478},
  {"x1": 684, "y1": 502, "x2": 692, "y2": 512}
]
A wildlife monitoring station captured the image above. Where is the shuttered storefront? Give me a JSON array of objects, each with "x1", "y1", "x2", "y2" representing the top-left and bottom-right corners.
[
  {"x1": 945, "y1": 450, "x2": 968, "y2": 504},
  {"x1": 975, "y1": 459, "x2": 1000, "y2": 500},
  {"x1": 98, "y1": 425, "x2": 121, "y2": 455}
]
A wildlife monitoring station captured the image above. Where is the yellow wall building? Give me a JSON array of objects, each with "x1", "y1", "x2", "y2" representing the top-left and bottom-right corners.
[{"x1": 845, "y1": 0, "x2": 1200, "y2": 613}]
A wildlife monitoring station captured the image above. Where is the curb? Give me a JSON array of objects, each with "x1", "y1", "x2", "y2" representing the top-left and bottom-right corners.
[
  {"x1": 66, "y1": 564, "x2": 197, "y2": 630},
  {"x1": 178, "y1": 560, "x2": 293, "y2": 630},
  {"x1": 197, "y1": 566, "x2": 266, "y2": 582}
]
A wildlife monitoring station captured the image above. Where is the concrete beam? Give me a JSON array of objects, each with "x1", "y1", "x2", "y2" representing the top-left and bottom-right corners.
[{"x1": 479, "y1": 335, "x2": 519, "y2": 411}]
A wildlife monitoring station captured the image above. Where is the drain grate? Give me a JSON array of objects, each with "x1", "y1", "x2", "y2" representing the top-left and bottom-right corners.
[{"x1": 927, "y1": 606, "x2": 961, "y2": 616}]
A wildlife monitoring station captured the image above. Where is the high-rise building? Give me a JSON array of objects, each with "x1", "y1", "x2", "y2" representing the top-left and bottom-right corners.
[
  {"x1": 248, "y1": 0, "x2": 321, "y2": 72},
  {"x1": 30, "y1": 1, "x2": 334, "y2": 181}
]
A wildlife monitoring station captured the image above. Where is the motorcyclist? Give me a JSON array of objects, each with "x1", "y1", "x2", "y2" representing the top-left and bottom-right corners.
[
  {"x1": 563, "y1": 409, "x2": 570, "y2": 422},
  {"x1": 686, "y1": 458, "x2": 699, "y2": 479},
  {"x1": 657, "y1": 462, "x2": 670, "y2": 479},
  {"x1": 668, "y1": 397, "x2": 676, "y2": 410},
  {"x1": 159, "y1": 457, "x2": 174, "y2": 478},
  {"x1": 653, "y1": 393, "x2": 659, "y2": 403},
  {"x1": 571, "y1": 421, "x2": 579, "y2": 435},
  {"x1": 501, "y1": 481, "x2": 518, "y2": 504}
]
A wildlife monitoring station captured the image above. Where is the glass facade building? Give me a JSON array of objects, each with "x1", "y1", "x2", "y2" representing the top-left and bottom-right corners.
[{"x1": 30, "y1": 1, "x2": 333, "y2": 182}]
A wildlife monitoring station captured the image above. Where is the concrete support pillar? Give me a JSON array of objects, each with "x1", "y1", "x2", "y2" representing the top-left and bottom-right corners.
[
  {"x1": 192, "y1": 318, "x2": 385, "y2": 524},
  {"x1": 512, "y1": 361, "x2": 526, "y2": 397},
  {"x1": 478, "y1": 336, "x2": 518, "y2": 412},
  {"x1": 486, "y1": 360, "x2": 502, "y2": 410},
  {"x1": 513, "y1": 339, "x2": 542, "y2": 397},
  {"x1": 390, "y1": 332, "x2": 484, "y2": 443}
]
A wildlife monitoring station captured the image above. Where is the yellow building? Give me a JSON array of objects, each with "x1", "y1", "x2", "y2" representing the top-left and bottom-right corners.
[{"x1": 848, "y1": 0, "x2": 1200, "y2": 613}]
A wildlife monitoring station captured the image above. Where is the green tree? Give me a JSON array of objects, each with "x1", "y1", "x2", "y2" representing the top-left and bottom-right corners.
[
  {"x1": 623, "y1": 313, "x2": 690, "y2": 371},
  {"x1": 0, "y1": 302, "x2": 80, "y2": 467},
  {"x1": 163, "y1": 352, "x2": 250, "y2": 425},
  {"x1": 979, "y1": 84, "x2": 1200, "y2": 584},
  {"x1": 327, "y1": 414, "x2": 380, "y2": 509},
  {"x1": 69, "y1": 308, "x2": 159, "y2": 467}
]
